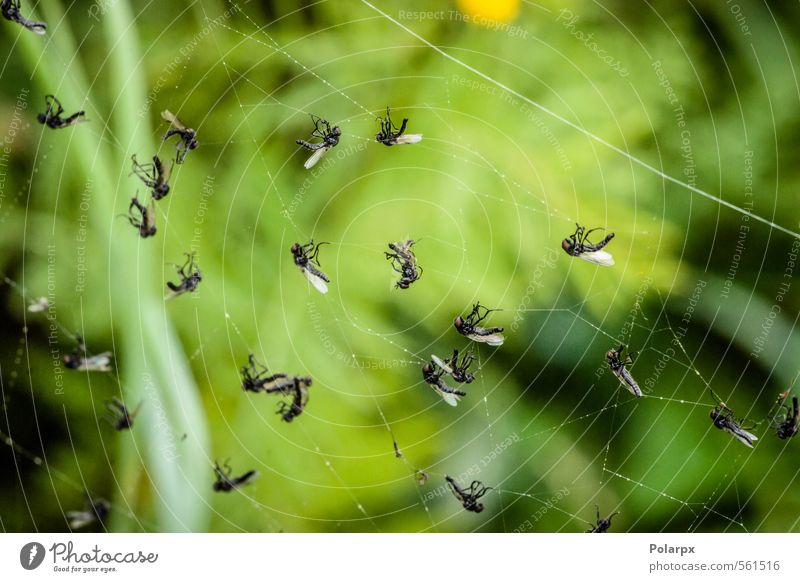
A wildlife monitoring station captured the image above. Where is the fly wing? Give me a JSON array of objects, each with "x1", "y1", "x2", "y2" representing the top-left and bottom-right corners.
[
  {"x1": 304, "y1": 146, "x2": 329, "y2": 169},
  {"x1": 301, "y1": 266, "x2": 329, "y2": 294},
  {"x1": 433, "y1": 385, "x2": 460, "y2": 407},
  {"x1": 431, "y1": 354, "x2": 454, "y2": 374},
  {"x1": 161, "y1": 110, "x2": 186, "y2": 130},
  {"x1": 615, "y1": 369, "x2": 642, "y2": 397},
  {"x1": 80, "y1": 353, "x2": 112, "y2": 372},
  {"x1": 578, "y1": 250, "x2": 615, "y2": 267},
  {"x1": 394, "y1": 134, "x2": 422, "y2": 145},
  {"x1": 468, "y1": 332, "x2": 505, "y2": 347},
  {"x1": 67, "y1": 511, "x2": 94, "y2": 529},
  {"x1": 160, "y1": 158, "x2": 174, "y2": 183},
  {"x1": 727, "y1": 426, "x2": 758, "y2": 448},
  {"x1": 28, "y1": 298, "x2": 48, "y2": 312}
]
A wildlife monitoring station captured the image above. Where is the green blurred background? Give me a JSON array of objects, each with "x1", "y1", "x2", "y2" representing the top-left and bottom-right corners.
[{"x1": 1, "y1": 0, "x2": 799, "y2": 532}]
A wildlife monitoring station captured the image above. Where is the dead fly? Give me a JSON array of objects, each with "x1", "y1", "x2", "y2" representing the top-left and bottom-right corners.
[
  {"x1": 422, "y1": 361, "x2": 466, "y2": 407},
  {"x1": 431, "y1": 348, "x2": 476, "y2": 384},
  {"x1": 67, "y1": 496, "x2": 110, "y2": 530},
  {"x1": 710, "y1": 402, "x2": 758, "y2": 448},
  {"x1": 161, "y1": 110, "x2": 197, "y2": 164},
  {"x1": 165, "y1": 252, "x2": 202, "y2": 299},
  {"x1": 1, "y1": 0, "x2": 45, "y2": 34},
  {"x1": 275, "y1": 377, "x2": 312, "y2": 423},
  {"x1": 295, "y1": 114, "x2": 341, "y2": 169},
  {"x1": 122, "y1": 195, "x2": 157, "y2": 238},
  {"x1": 63, "y1": 335, "x2": 112, "y2": 372},
  {"x1": 131, "y1": 154, "x2": 172, "y2": 200},
  {"x1": 606, "y1": 344, "x2": 642, "y2": 397},
  {"x1": 562, "y1": 223, "x2": 615, "y2": 267},
  {"x1": 586, "y1": 505, "x2": 618, "y2": 533},
  {"x1": 291, "y1": 240, "x2": 330, "y2": 294},
  {"x1": 445, "y1": 476, "x2": 491, "y2": 513},
  {"x1": 37, "y1": 95, "x2": 85, "y2": 129},
  {"x1": 27, "y1": 296, "x2": 49, "y2": 312},
  {"x1": 104, "y1": 398, "x2": 142, "y2": 431},
  {"x1": 375, "y1": 107, "x2": 422, "y2": 146},
  {"x1": 240, "y1": 353, "x2": 288, "y2": 393},
  {"x1": 385, "y1": 239, "x2": 422, "y2": 289},
  {"x1": 453, "y1": 302, "x2": 505, "y2": 347},
  {"x1": 770, "y1": 391, "x2": 799, "y2": 440},
  {"x1": 212, "y1": 460, "x2": 259, "y2": 493}
]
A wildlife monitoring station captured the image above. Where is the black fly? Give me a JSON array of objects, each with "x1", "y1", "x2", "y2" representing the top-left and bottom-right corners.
[
  {"x1": 586, "y1": 505, "x2": 618, "y2": 533},
  {"x1": 710, "y1": 402, "x2": 758, "y2": 448},
  {"x1": 275, "y1": 377, "x2": 312, "y2": 423},
  {"x1": 431, "y1": 348, "x2": 475, "y2": 384},
  {"x1": 104, "y1": 398, "x2": 142, "y2": 431},
  {"x1": 123, "y1": 194, "x2": 157, "y2": 238},
  {"x1": 37, "y1": 95, "x2": 85, "y2": 129},
  {"x1": 606, "y1": 344, "x2": 642, "y2": 397},
  {"x1": 291, "y1": 240, "x2": 330, "y2": 294},
  {"x1": 295, "y1": 114, "x2": 341, "y2": 169},
  {"x1": 161, "y1": 110, "x2": 197, "y2": 164},
  {"x1": 63, "y1": 335, "x2": 112, "y2": 372},
  {"x1": 445, "y1": 476, "x2": 491, "y2": 513},
  {"x1": 240, "y1": 354, "x2": 288, "y2": 393},
  {"x1": 453, "y1": 302, "x2": 505, "y2": 347},
  {"x1": 385, "y1": 239, "x2": 422, "y2": 289},
  {"x1": 212, "y1": 460, "x2": 259, "y2": 493},
  {"x1": 165, "y1": 252, "x2": 202, "y2": 299},
  {"x1": 375, "y1": 107, "x2": 422, "y2": 146},
  {"x1": 562, "y1": 223, "x2": 615, "y2": 266},
  {"x1": 67, "y1": 496, "x2": 110, "y2": 530},
  {"x1": 422, "y1": 361, "x2": 466, "y2": 407},
  {"x1": 131, "y1": 154, "x2": 172, "y2": 200},
  {"x1": 1, "y1": 0, "x2": 45, "y2": 34},
  {"x1": 770, "y1": 391, "x2": 799, "y2": 440}
]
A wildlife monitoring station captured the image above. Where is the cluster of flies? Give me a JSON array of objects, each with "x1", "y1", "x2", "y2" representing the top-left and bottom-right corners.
[{"x1": 8, "y1": 3, "x2": 796, "y2": 531}]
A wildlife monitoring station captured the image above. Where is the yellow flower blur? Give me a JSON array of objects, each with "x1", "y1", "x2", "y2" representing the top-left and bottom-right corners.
[{"x1": 456, "y1": 0, "x2": 520, "y2": 23}]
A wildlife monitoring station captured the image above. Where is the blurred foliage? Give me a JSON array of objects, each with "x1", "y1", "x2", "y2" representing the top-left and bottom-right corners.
[{"x1": 0, "y1": 0, "x2": 799, "y2": 532}]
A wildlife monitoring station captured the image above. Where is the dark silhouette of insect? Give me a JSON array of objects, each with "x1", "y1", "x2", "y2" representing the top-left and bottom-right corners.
[
  {"x1": 67, "y1": 496, "x2": 110, "y2": 530},
  {"x1": 445, "y1": 476, "x2": 491, "y2": 513},
  {"x1": 275, "y1": 377, "x2": 312, "y2": 422},
  {"x1": 385, "y1": 239, "x2": 422, "y2": 289},
  {"x1": 562, "y1": 223, "x2": 615, "y2": 266},
  {"x1": 770, "y1": 391, "x2": 799, "y2": 440},
  {"x1": 710, "y1": 402, "x2": 758, "y2": 448},
  {"x1": 606, "y1": 344, "x2": 641, "y2": 397},
  {"x1": 292, "y1": 240, "x2": 331, "y2": 294},
  {"x1": 375, "y1": 107, "x2": 422, "y2": 146},
  {"x1": 586, "y1": 505, "x2": 618, "y2": 533},
  {"x1": 63, "y1": 335, "x2": 112, "y2": 372},
  {"x1": 453, "y1": 302, "x2": 505, "y2": 346},
  {"x1": 431, "y1": 348, "x2": 476, "y2": 384},
  {"x1": 37, "y1": 95, "x2": 84, "y2": 129},
  {"x1": 1, "y1": 0, "x2": 45, "y2": 34},
  {"x1": 104, "y1": 398, "x2": 142, "y2": 431},
  {"x1": 165, "y1": 252, "x2": 202, "y2": 299},
  {"x1": 240, "y1": 353, "x2": 289, "y2": 393},
  {"x1": 422, "y1": 362, "x2": 466, "y2": 407},
  {"x1": 295, "y1": 114, "x2": 341, "y2": 169},
  {"x1": 122, "y1": 194, "x2": 156, "y2": 238},
  {"x1": 161, "y1": 110, "x2": 197, "y2": 164},
  {"x1": 212, "y1": 460, "x2": 259, "y2": 493},
  {"x1": 131, "y1": 154, "x2": 172, "y2": 200}
]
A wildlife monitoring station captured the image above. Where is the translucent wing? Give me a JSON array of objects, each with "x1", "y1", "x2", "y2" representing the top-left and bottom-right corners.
[
  {"x1": 161, "y1": 110, "x2": 186, "y2": 130},
  {"x1": 577, "y1": 250, "x2": 615, "y2": 267},
  {"x1": 395, "y1": 134, "x2": 423, "y2": 145},
  {"x1": 301, "y1": 266, "x2": 329, "y2": 294},
  {"x1": 727, "y1": 426, "x2": 758, "y2": 448},
  {"x1": 67, "y1": 511, "x2": 94, "y2": 529},
  {"x1": 161, "y1": 159, "x2": 173, "y2": 183},
  {"x1": 304, "y1": 146, "x2": 329, "y2": 169},
  {"x1": 431, "y1": 354, "x2": 454, "y2": 374},
  {"x1": 614, "y1": 369, "x2": 642, "y2": 397},
  {"x1": 468, "y1": 332, "x2": 505, "y2": 347},
  {"x1": 80, "y1": 353, "x2": 112, "y2": 372},
  {"x1": 28, "y1": 297, "x2": 49, "y2": 312},
  {"x1": 432, "y1": 385, "x2": 460, "y2": 407}
]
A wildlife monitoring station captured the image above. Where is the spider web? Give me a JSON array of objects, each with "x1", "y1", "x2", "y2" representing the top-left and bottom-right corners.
[{"x1": 1, "y1": 0, "x2": 799, "y2": 534}]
